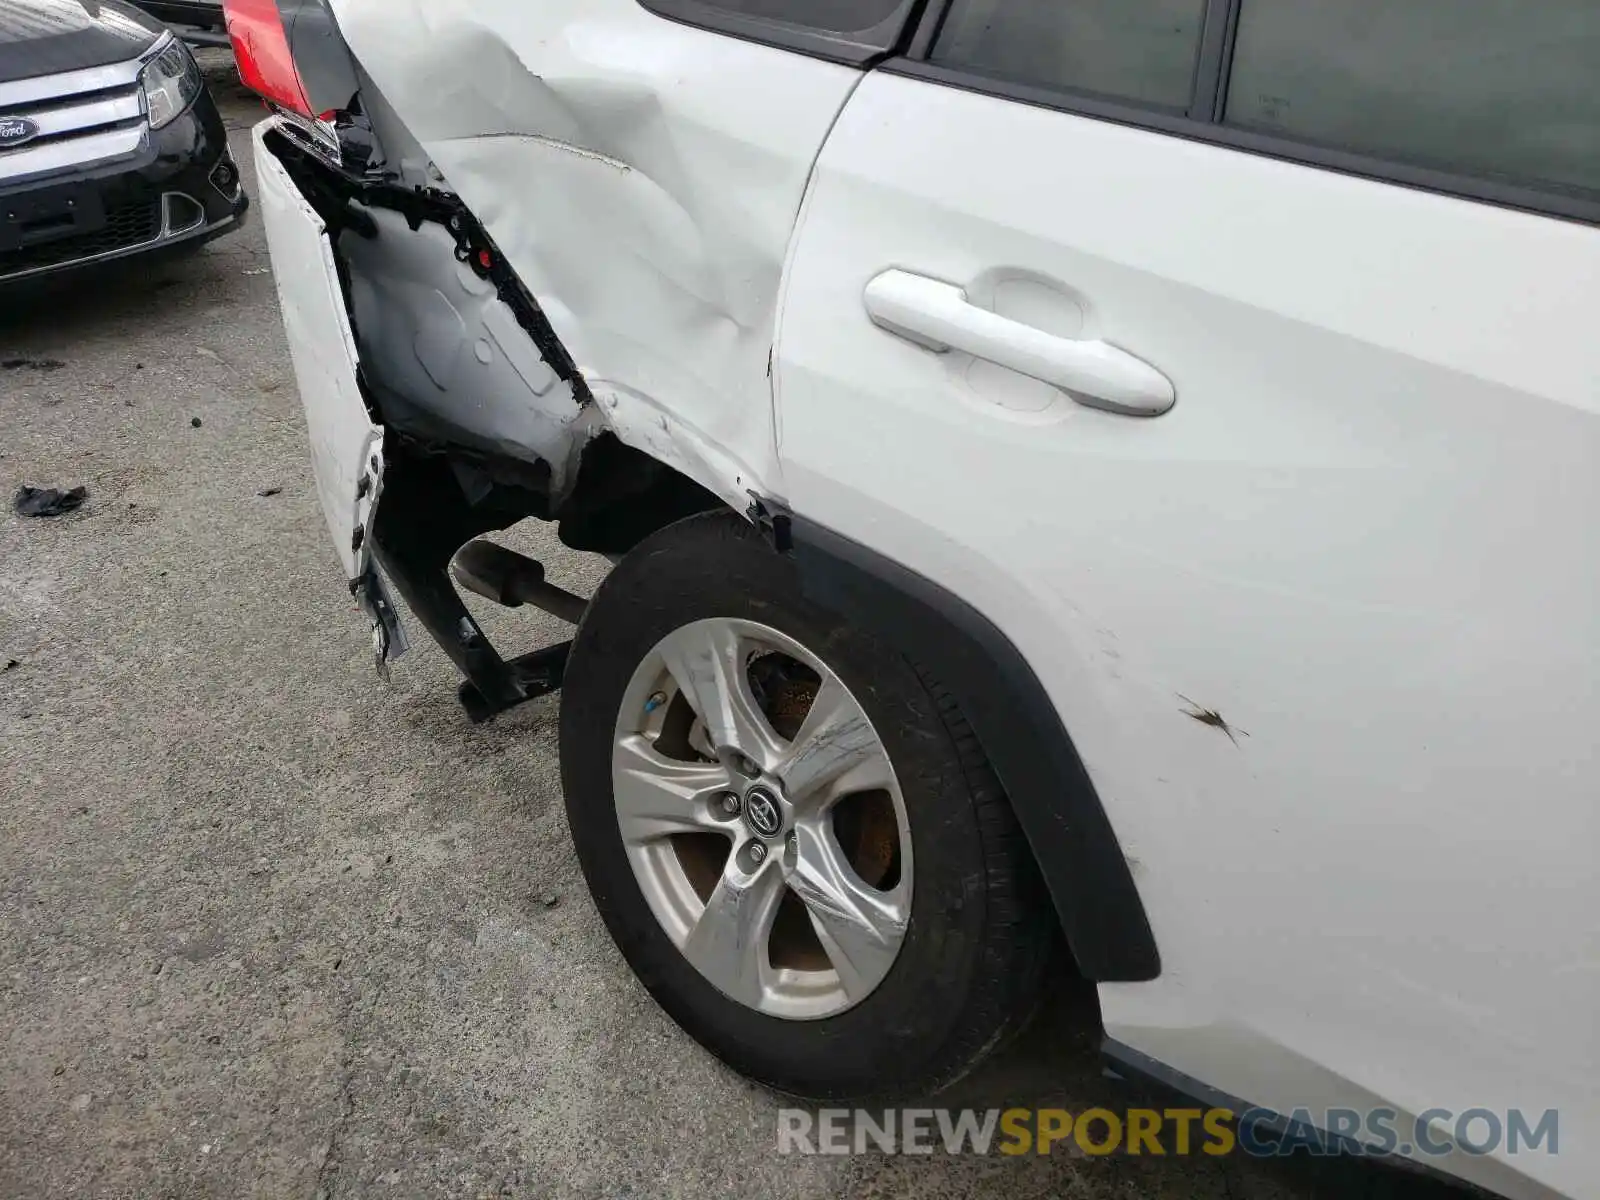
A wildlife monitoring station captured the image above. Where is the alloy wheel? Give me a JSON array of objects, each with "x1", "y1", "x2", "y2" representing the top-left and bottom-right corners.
[{"x1": 611, "y1": 618, "x2": 913, "y2": 1020}]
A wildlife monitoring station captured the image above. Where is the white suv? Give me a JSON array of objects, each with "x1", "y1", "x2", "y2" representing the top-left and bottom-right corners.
[{"x1": 236, "y1": 1, "x2": 1597, "y2": 1196}]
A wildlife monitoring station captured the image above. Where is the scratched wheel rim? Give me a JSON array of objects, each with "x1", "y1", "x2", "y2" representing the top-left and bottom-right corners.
[{"x1": 611, "y1": 617, "x2": 913, "y2": 1020}]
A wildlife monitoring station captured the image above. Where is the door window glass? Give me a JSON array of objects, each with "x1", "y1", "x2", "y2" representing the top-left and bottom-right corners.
[
  {"x1": 1225, "y1": 0, "x2": 1600, "y2": 194},
  {"x1": 930, "y1": 0, "x2": 1209, "y2": 111}
]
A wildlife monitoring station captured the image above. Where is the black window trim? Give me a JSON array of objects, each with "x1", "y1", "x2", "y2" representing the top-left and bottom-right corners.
[
  {"x1": 633, "y1": 0, "x2": 925, "y2": 67},
  {"x1": 1189, "y1": 0, "x2": 1238, "y2": 121},
  {"x1": 897, "y1": 0, "x2": 1600, "y2": 228}
]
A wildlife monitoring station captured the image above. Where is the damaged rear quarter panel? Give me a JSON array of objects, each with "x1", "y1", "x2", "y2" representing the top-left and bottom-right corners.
[{"x1": 325, "y1": 0, "x2": 865, "y2": 510}]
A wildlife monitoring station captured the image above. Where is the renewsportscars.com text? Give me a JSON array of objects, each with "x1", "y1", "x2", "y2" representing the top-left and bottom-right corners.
[{"x1": 777, "y1": 1106, "x2": 1560, "y2": 1159}]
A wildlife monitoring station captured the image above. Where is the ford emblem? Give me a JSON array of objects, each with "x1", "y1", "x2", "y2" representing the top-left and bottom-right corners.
[{"x1": 0, "y1": 116, "x2": 42, "y2": 150}]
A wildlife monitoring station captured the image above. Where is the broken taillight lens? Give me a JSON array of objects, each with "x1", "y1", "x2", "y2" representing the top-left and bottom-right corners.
[{"x1": 222, "y1": 0, "x2": 314, "y2": 117}]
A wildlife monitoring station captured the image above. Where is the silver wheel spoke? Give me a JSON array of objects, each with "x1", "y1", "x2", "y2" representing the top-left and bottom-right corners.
[
  {"x1": 619, "y1": 616, "x2": 913, "y2": 1019},
  {"x1": 681, "y1": 855, "x2": 786, "y2": 1007},
  {"x1": 658, "y1": 622, "x2": 785, "y2": 771},
  {"x1": 613, "y1": 734, "x2": 733, "y2": 845},
  {"x1": 778, "y1": 675, "x2": 894, "y2": 806},
  {"x1": 788, "y1": 818, "x2": 908, "y2": 1002}
]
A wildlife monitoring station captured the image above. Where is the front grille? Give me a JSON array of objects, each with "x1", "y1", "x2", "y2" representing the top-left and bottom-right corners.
[
  {"x1": 0, "y1": 52, "x2": 153, "y2": 187},
  {"x1": 1, "y1": 198, "x2": 162, "y2": 275},
  {"x1": 0, "y1": 85, "x2": 145, "y2": 156}
]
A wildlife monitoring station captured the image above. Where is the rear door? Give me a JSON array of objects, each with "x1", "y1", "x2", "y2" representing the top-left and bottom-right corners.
[{"x1": 775, "y1": 3, "x2": 1598, "y2": 1195}]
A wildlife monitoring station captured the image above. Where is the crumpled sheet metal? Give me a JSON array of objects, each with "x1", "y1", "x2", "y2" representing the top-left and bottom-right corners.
[{"x1": 327, "y1": 0, "x2": 860, "y2": 512}]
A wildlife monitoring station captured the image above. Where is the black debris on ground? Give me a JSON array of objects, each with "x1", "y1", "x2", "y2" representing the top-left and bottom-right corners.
[
  {"x1": 257, "y1": 487, "x2": 282, "y2": 498},
  {"x1": 190, "y1": 417, "x2": 203, "y2": 428},
  {"x1": 13, "y1": 485, "x2": 88, "y2": 518}
]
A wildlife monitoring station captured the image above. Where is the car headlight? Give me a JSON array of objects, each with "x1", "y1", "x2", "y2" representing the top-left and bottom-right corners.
[{"x1": 140, "y1": 39, "x2": 203, "y2": 131}]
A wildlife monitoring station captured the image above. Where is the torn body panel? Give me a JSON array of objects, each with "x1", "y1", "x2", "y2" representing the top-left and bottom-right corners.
[
  {"x1": 256, "y1": 119, "x2": 410, "y2": 669},
  {"x1": 260, "y1": 118, "x2": 592, "y2": 476},
  {"x1": 252, "y1": 0, "x2": 864, "y2": 703},
  {"x1": 254, "y1": 120, "x2": 383, "y2": 584},
  {"x1": 257, "y1": 115, "x2": 722, "y2": 705},
  {"x1": 319, "y1": 0, "x2": 865, "y2": 511},
  {"x1": 337, "y1": 203, "x2": 594, "y2": 494}
]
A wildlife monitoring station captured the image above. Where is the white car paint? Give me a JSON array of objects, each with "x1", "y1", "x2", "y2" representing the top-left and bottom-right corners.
[
  {"x1": 775, "y1": 71, "x2": 1597, "y2": 1200},
  {"x1": 254, "y1": 121, "x2": 384, "y2": 583},
  {"x1": 253, "y1": 5, "x2": 1597, "y2": 1197},
  {"x1": 319, "y1": 0, "x2": 865, "y2": 514}
]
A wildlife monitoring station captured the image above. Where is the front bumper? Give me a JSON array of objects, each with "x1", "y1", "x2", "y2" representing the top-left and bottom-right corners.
[{"x1": 0, "y1": 89, "x2": 247, "y2": 285}]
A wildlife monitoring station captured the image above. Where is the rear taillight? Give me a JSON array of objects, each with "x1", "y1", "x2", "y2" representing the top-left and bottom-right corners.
[{"x1": 222, "y1": 0, "x2": 314, "y2": 117}]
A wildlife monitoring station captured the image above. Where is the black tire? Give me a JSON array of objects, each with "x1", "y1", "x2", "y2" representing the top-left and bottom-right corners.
[{"x1": 559, "y1": 511, "x2": 1053, "y2": 1100}]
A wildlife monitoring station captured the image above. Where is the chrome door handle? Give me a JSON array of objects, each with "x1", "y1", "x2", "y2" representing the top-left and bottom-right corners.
[{"x1": 864, "y1": 269, "x2": 1175, "y2": 416}]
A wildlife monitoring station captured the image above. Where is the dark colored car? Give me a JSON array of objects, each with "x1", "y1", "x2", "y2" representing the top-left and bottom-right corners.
[
  {"x1": 132, "y1": 0, "x2": 224, "y2": 30},
  {"x1": 0, "y1": 0, "x2": 246, "y2": 287},
  {"x1": 130, "y1": 0, "x2": 230, "y2": 47}
]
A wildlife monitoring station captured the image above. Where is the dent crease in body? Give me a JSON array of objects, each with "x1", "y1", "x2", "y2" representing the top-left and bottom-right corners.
[{"x1": 323, "y1": 0, "x2": 862, "y2": 511}]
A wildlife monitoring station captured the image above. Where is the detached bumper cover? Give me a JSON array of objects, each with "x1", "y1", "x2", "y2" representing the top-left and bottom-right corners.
[
  {"x1": 255, "y1": 119, "x2": 383, "y2": 583},
  {"x1": 255, "y1": 118, "x2": 582, "y2": 709},
  {"x1": 255, "y1": 119, "x2": 407, "y2": 666}
]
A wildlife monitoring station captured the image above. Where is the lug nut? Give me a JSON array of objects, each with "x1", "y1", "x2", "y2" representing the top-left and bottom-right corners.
[
  {"x1": 748, "y1": 842, "x2": 767, "y2": 864},
  {"x1": 719, "y1": 792, "x2": 741, "y2": 816}
]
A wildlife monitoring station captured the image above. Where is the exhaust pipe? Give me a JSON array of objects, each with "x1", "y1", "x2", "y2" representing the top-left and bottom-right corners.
[{"x1": 450, "y1": 540, "x2": 588, "y2": 625}]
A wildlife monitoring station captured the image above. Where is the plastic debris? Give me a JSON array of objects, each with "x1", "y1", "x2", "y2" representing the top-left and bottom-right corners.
[{"x1": 13, "y1": 485, "x2": 87, "y2": 517}]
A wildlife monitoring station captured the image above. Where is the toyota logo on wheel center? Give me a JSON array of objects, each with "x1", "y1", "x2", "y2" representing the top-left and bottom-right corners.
[{"x1": 743, "y1": 787, "x2": 783, "y2": 839}]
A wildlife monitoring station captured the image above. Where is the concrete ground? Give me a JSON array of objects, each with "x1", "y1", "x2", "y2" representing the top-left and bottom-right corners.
[{"x1": 0, "y1": 63, "x2": 1467, "y2": 1200}]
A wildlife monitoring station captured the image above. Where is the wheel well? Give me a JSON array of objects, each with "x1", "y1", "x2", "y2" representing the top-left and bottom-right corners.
[
  {"x1": 556, "y1": 433, "x2": 727, "y2": 557},
  {"x1": 371, "y1": 427, "x2": 727, "y2": 560},
  {"x1": 776, "y1": 511, "x2": 1162, "y2": 984}
]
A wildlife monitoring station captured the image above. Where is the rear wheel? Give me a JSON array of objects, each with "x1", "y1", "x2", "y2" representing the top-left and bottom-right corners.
[{"x1": 559, "y1": 512, "x2": 1052, "y2": 1099}]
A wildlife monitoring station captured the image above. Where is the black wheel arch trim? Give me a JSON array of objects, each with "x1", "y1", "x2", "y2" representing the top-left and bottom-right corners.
[{"x1": 777, "y1": 510, "x2": 1160, "y2": 983}]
